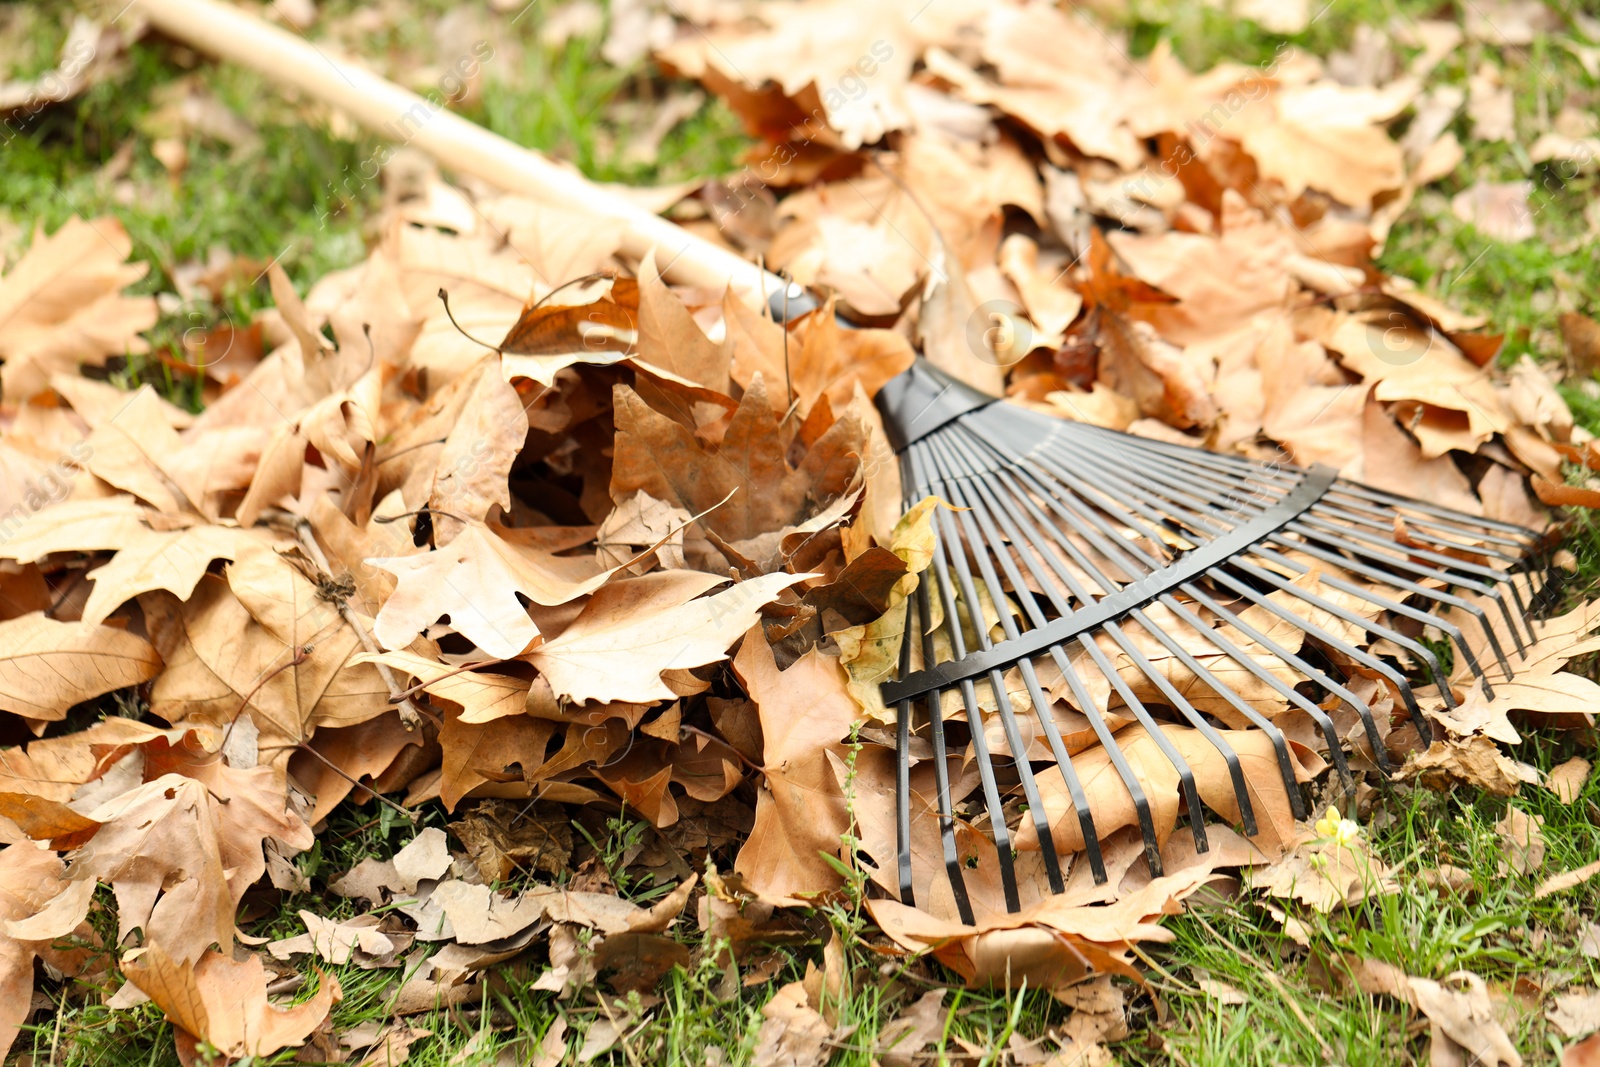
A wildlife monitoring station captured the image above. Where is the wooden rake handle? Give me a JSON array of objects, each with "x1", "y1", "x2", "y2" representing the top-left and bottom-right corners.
[{"x1": 134, "y1": 0, "x2": 785, "y2": 307}]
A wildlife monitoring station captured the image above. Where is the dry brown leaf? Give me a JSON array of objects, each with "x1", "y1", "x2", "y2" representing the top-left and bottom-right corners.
[
  {"x1": 1495, "y1": 806, "x2": 1546, "y2": 876},
  {"x1": 877, "y1": 989, "x2": 947, "y2": 1067},
  {"x1": 526, "y1": 569, "x2": 810, "y2": 704},
  {"x1": 267, "y1": 911, "x2": 395, "y2": 965},
  {"x1": 0, "y1": 846, "x2": 84, "y2": 1058},
  {"x1": 1400, "y1": 735, "x2": 1541, "y2": 797},
  {"x1": 371, "y1": 520, "x2": 614, "y2": 659},
  {"x1": 1551, "y1": 989, "x2": 1600, "y2": 1041},
  {"x1": 1023, "y1": 723, "x2": 1309, "y2": 859},
  {"x1": 0, "y1": 496, "x2": 256, "y2": 626},
  {"x1": 1549, "y1": 758, "x2": 1592, "y2": 804},
  {"x1": 142, "y1": 574, "x2": 388, "y2": 751},
  {"x1": 123, "y1": 943, "x2": 341, "y2": 1060},
  {"x1": 1251, "y1": 833, "x2": 1397, "y2": 913},
  {"x1": 0, "y1": 612, "x2": 161, "y2": 720},
  {"x1": 1407, "y1": 971, "x2": 1522, "y2": 1067},
  {"x1": 0, "y1": 217, "x2": 158, "y2": 399},
  {"x1": 609, "y1": 377, "x2": 863, "y2": 546},
  {"x1": 68, "y1": 766, "x2": 310, "y2": 964},
  {"x1": 732, "y1": 632, "x2": 859, "y2": 904},
  {"x1": 752, "y1": 980, "x2": 833, "y2": 1067},
  {"x1": 868, "y1": 863, "x2": 1217, "y2": 988},
  {"x1": 1535, "y1": 859, "x2": 1600, "y2": 900},
  {"x1": 428, "y1": 356, "x2": 528, "y2": 543}
]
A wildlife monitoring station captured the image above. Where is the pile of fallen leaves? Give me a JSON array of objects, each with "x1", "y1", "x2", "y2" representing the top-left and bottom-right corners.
[{"x1": 4, "y1": 1, "x2": 1600, "y2": 1063}]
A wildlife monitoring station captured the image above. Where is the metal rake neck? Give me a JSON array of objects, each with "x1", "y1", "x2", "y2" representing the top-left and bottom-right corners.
[{"x1": 874, "y1": 358, "x2": 1000, "y2": 452}]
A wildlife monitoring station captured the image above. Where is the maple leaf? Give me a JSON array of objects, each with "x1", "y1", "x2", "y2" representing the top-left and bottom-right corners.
[
  {"x1": 610, "y1": 376, "x2": 864, "y2": 545},
  {"x1": 0, "y1": 612, "x2": 161, "y2": 720},
  {"x1": 0, "y1": 217, "x2": 158, "y2": 400},
  {"x1": 65, "y1": 770, "x2": 303, "y2": 963},
  {"x1": 142, "y1": 569, "x2": 389, "y2": 751},
  {"x1": 0, "y1": 495, "x2": 258, "y2": 626},
  {"x1": 527, "y1": 570, "x2": 810, "y2": 704},
  {"x1": 731, "y1": 630, "x2": 859, "y2": 904},
  {"x1": 370, "y1": 520, "x2": 617, "y2": 659}
]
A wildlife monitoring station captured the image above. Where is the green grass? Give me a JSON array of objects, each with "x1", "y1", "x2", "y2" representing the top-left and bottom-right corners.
[
  {"x1": 1, "y1": 0, "x2": 746, "y2": 407},
  {"x1": 1133, "y1": 743, "x2": 1600, "y2": 1066}
]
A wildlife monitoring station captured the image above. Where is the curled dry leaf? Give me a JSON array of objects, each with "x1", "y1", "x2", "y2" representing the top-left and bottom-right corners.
[
  {"x1": 1534, "y1": 859, "x2": 1600, "y2": 901},
  {"x1": 123, "y1": 943, "x2": 341, "y2": 1060},
  {"x1": 1495, "y1": 806, "x2": 1546, "y2": 876},
  {"x1": 0, "y1": 846, "x2": 86, "y2": 1058},
  {"x1": 1346, "y1": 960, "x2": 1521, "y2": 1067},
  {"x1": 732, "y1": 630, "x2": 859, "y2": 904},
  {"x1": 1549, "y1": 758, "x2": 1592, "y2": 805}
]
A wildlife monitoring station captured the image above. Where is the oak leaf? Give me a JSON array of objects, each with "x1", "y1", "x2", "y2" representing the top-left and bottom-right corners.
[{"x1": 142, "y1": 574, "x2": 389, "y2": 750}]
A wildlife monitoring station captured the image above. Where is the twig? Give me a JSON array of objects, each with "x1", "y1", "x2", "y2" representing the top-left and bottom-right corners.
[
  {"x1": 386, "y1": 658, "x2": 506, "y2": 702},
  {"x1": 280, "y1": 739, "x2": 418, "y2": 822},
  {"x1": 294, "y1": 518, "x2": 423, "y2": 730},
  {"x1": 222, "y1": 646, "x2": 311, "y2": 755}
]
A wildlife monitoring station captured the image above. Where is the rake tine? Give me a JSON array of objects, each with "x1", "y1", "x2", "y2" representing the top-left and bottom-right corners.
[
  {"x1": 915, "y1": 449, "x2": 1022, "y2": 911},
  {"x1": 1317, "y1": 492, "x2": 1535, "y2": 563},
  {"x1": 933, "y1": 451, "x2": 1106, "y2": 884},
  {"x1": 1290, "y1": 516, "x2": 1532, "y2": 658},
  {"x1": 1109, "y1": 432, "x2": 1542, "y2": 570},
  {"x1": 931, "y1": 440, "x2": 1214, "y2": 857},
  {"x1": 1333, "y1": 481, "x2": 1544, "y2": 543},
  {"x1": 1049, "y1": 643, "x2": 1165, "y2": 873},
  {"x1": 895, "y1": 596, "x2": 916, "y2": 908},
  {"x1": 872, "y1": 359, "x2": 1562, "y2": 915},
  {"x1": 913, "y1": 572, "x2": 975, "y2": 924},
  {"x1": 1299, "y1": 507, "x2": 1535, "y2": 637},
  {"x1": 1082, "y1": 629, "x2": 1209, "y2": 856},
  {"x1": 1175, "y1": 580, "x2": 1385, "y2": 774},
  {"x1": 946, "y1": 432, "x2": 1378, "y2": 775},
  {"x1": 1106, "y1": 616, "x2": 1256, "y2": 836},
  {"x1": 1087, "y1": 451, "x2": 1514, "y2": 692},
  {"x1": 1080, "y1": 445, "x2": 1529, "y2": 680},
  {"x1": 1225, "y1": 555, "x2": 1457, "y2": 708},
  {"x1": 919, "y1": 451, "x2": 1065, "y2": 897},
  {"x1": 1205, "y1": 564, "x2": 1432, "y2": 742},
  {"x1": 946, "y1": 435, "x2": 1299, "y2": 843},
  {"x1": 932, "y1": 445, "x2": 1169, "y2": 869},
  {"x1": 1306, "y1": 500, "x2": 1537, "y2": 648},
  {"x1": 1125, "y1": 605, "x2": 1301, "y2": 821},
  {"x1": 1256, "y1": 537, "x2": 1509, "y2": 687}
]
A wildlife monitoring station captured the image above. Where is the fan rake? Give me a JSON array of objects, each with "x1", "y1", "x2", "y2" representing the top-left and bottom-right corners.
[{"x1": 875, "y1": 359, "x2": 1557, "y2": 923}]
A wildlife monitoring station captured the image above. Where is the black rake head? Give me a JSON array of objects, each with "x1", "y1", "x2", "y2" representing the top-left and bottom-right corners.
[{"x1": 874, "y1": 359, "x2": 1557, "y2": 923}]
